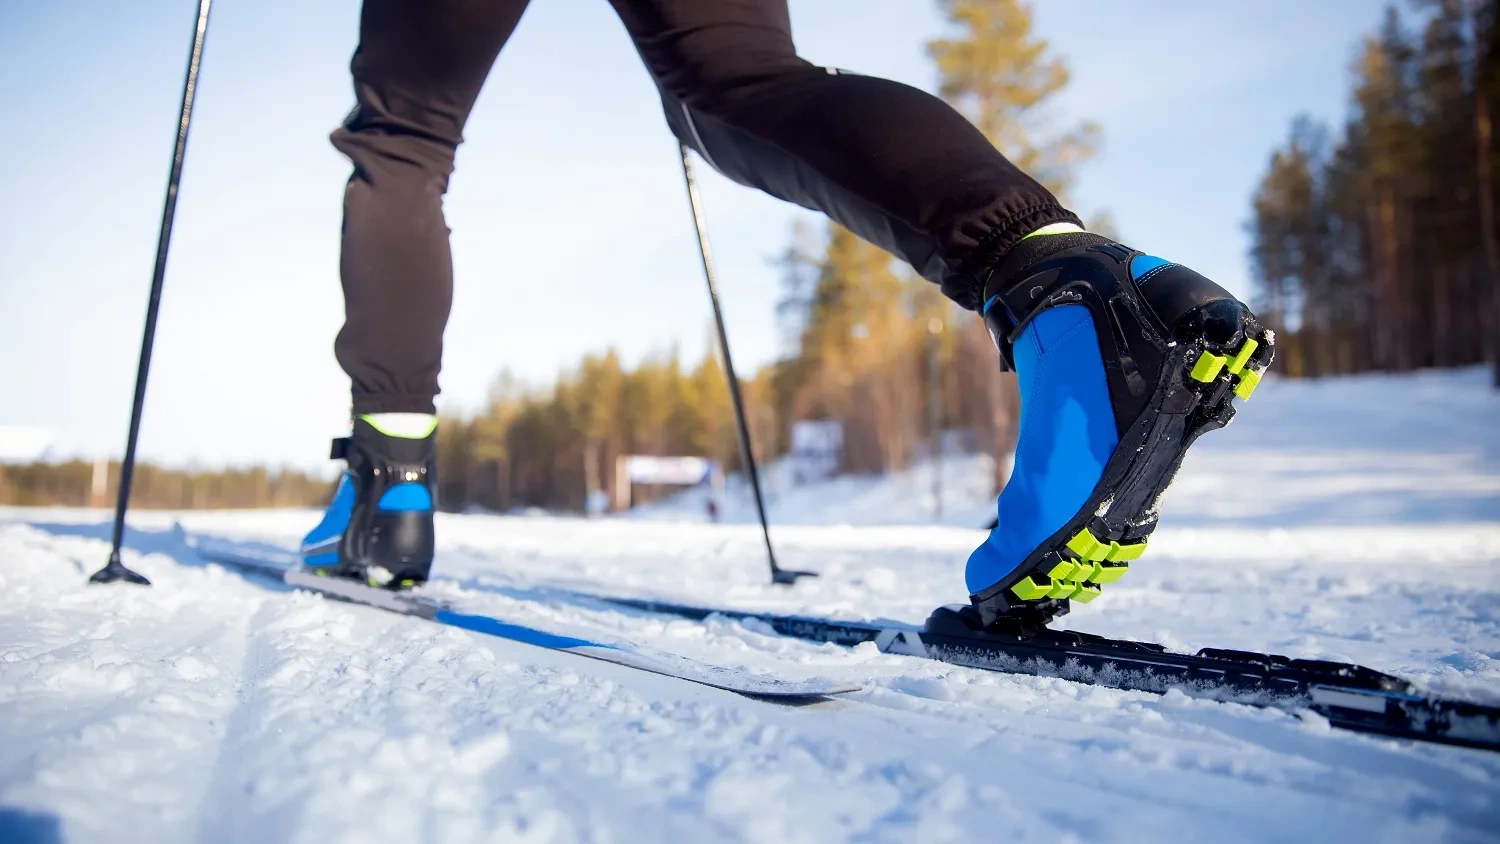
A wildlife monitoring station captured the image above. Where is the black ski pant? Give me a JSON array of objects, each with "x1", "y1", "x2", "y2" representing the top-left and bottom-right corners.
[{"x1": 333, "y1": 0, "x2": 1080, "y2": 414}]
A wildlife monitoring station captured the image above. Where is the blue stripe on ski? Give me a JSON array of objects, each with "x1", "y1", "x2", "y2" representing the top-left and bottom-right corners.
[
  {"x1": 435, "y1": 609, "x2": 615, "y2": 652},
  {"x1": 181, "y1": 532, "x2": 858, "y2": 698}
]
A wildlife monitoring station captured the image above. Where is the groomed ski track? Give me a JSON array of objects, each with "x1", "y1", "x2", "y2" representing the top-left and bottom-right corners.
[{"x1": 2, "y1": 367, "x2": 1499, "y2": 842}]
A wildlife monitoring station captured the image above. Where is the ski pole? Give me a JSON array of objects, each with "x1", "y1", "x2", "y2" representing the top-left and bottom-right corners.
[
  {"x1": 90, "y1": 0, "x2": 214, "y2": 586},
  {"x1": 676, "y1": 144, "x2": 816, "y2": 585}
]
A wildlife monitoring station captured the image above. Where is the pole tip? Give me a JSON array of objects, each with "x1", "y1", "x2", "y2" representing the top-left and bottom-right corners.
[
  {"x1": 771, "y1": 568, "x2": 818, "y2": 585},
  {"x1": 88, "y1": 555, "x2": 151, "y2": 586}
]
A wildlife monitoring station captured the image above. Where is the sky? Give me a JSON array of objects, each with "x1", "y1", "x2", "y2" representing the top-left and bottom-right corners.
[{"x1": 0, "y1": 0, "x2": 1390, "y2": 471}]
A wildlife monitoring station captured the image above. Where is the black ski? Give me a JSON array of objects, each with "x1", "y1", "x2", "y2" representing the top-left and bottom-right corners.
[{"x1": 589, "y1": 596, "x2": 1500, "y2": 753}]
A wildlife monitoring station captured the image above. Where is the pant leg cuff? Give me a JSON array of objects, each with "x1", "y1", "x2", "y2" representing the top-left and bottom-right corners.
[
  {"x1": 979, "y1": 206, "x2": 1085, "y2": 271},
  {"x1": 945, "y1": 206, "x2": 1084, "y2": 311}
]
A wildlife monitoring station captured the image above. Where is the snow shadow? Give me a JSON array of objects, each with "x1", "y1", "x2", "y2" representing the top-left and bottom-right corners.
[
  {"x1": 17, "y1": 519, "x2": 292, "y2": 589},
  {"x1": 17, "y1": 519, "x2": 196, "y2": 568},
  {"x1": 0, "y1": 807, "x2": 63, "y2": 844}
]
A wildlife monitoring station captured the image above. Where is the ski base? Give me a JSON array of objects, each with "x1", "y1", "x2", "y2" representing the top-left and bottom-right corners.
[
  {"x1": 191, "y1": 542, "x2": 857, "y2": 700},
  {"x1": 595, "y1": 597, "x2": 1500, "y2": 754}
]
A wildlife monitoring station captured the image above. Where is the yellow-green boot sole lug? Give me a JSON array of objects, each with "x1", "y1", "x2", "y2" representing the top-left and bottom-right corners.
[{"x1": 1005, "y1": 331, "x2": 1272, "y2": 608}]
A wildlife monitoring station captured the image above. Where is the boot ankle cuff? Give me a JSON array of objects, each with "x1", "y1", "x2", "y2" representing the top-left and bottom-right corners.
[
  {"x1": 351, "y1": 393, "x2": 437, "y2": 415},
  {"x1": 983, "y1": 232, "x2": 1117, "y2": 306}
]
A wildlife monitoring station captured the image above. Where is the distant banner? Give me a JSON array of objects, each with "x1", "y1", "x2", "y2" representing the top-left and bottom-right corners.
[{"x1": 624, "y1": 455, "x2": 714, "y2": 486}]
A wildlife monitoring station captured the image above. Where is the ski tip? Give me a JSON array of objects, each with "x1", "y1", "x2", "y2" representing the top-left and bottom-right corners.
[{"x1": 733, "y1": 679, "x2": 861, "y2": 700}]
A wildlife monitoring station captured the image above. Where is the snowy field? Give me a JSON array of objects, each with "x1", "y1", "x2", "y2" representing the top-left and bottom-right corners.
[{"x1": 2, "y1": 367, "x2": 1499, "y2": 843}]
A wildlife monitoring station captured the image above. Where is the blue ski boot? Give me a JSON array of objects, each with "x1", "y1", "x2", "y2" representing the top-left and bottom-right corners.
[
  {"x1": 967, "y1": 232, "x2": 1273, "y2": 629},
  {"x1": 301, "y1": 414, "x2": 437, "y2": 589}
]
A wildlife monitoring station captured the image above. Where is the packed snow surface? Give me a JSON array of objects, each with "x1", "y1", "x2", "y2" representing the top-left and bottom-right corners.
[{"x1": 2, "y1": 367, "x2": 1499, "y2": 843}]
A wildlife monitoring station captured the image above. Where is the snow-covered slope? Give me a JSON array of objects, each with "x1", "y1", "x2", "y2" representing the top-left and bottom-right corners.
[{"x1": 2, "y1": 368, "x2": 1498, "y2": 843}]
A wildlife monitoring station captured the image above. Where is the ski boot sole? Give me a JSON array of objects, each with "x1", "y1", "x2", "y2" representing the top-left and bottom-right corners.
[{"x1": 972, "y1": 320, "x2": 1274, "y2": 626}]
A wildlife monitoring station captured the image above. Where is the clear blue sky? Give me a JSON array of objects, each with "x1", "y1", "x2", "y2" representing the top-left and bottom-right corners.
[{"x1": 0, "y1": 0, "x2": 1386, "y2": 471}]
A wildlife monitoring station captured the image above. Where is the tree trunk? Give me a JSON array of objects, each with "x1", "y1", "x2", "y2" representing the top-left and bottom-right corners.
[
  {"x1": 1433, "y1": 264, "x2": 1452, "y2": 367},
  {"x1": 1476, "y1": 63, "x2": 1500, "y2": 386},
  {"x1": 1375, "y1": 191, "x2": 1404, "y2": 369},
  {"x1": 991, "y1": 373, "x2": 1020, "y2": 493},
  {"x1": 584, "y1": 439, "x2": 600, "y2": 516}
]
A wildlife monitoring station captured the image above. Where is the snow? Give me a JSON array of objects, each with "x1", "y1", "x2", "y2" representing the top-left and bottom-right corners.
[{"x1": 2, "y1": 366, "x2": 1499, "y2": 843}]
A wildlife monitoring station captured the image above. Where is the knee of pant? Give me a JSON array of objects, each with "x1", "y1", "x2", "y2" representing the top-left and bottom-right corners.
[
  {"x1": 654, "y1": 48, "x2": 815, "y2": 120},
  {"x1": 331, "y1": 123, "x2": 458, "y2": 186}
]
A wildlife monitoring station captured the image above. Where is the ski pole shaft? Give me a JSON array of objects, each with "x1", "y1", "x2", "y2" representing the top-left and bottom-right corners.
[
  {"x1": 91, "y1": 0, "x2": 213, "y2": 586},
  {"x1": 677, "y1": 144, "x2": 815, "y2": 585}
]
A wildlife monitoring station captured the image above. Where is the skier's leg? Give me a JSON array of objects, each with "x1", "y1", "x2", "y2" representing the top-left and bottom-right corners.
[
  {"x1": 307, "y1": 0, "x2": 529, "y2": 588},
  {"x1": 613, "y1": 0, "x2": 1274, "y2": 625},
  {"x1": 331, "y1": 0, "x2": 529, "y2": 415},
  {"x1": 609, "y1": 0, "x2": 1072, "y2": 311}
]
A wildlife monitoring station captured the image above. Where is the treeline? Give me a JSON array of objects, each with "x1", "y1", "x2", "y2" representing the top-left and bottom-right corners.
[
  {"x1": 436, "y1": 351, "x2": 756, "y2": 512},
  {"x1": 0, "y1": 459, "x2": 333, "y2": 509},
  {"x1": 1249, "y1": 0, "x2": 1500, "y2": 381},
  {"x1": 768, "y1": 225, "x2": 1019, "y2": 481}
]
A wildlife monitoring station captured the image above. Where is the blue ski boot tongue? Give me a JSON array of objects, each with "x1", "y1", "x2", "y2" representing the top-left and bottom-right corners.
[{"x1": 965, "y1": 304, "x2": 1118, "y2": 594}]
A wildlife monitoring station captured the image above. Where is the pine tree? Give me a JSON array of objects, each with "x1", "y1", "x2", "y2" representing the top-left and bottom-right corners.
[
  {"x1": 1471, "y1": 0, "x2": 1500, "y2": 385},
  {"x1": 927, "y1": 0, "x2": 1099, "y2": 202},
  {"x1": 1247, "y1": 1, "x2": 1497, "y2": 384}
]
